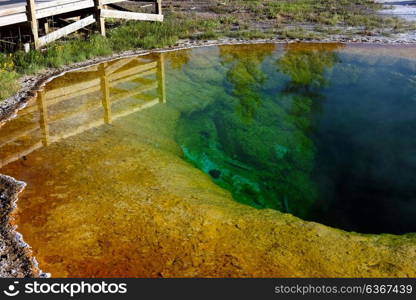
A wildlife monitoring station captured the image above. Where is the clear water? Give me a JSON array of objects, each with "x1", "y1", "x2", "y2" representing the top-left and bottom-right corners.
[
  {"x1": 170, "y1": 44, "x2": 416, "y2": 234},
  {"x1": 0, "y1": 44, "x2": 416, "y2": 277}
]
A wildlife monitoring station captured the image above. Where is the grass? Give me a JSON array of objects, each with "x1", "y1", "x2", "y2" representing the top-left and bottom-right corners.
[
  {"x1": 0, "y1": 0, "x2": 415, "y2": 101},
  {"x1": 0, "y1": 71, "x2": 18, "y2": 100},
  {"x1": 0, "y1": 54, "x2": 19, "y2": 99},
  {"x1": 211, "y1": 0, "x2": 415, "y2": 34}
]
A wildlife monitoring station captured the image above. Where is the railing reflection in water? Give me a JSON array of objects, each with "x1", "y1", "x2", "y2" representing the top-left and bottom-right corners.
[{"x1": 0, "y1": 53, "x2": 166, "y2": 169}]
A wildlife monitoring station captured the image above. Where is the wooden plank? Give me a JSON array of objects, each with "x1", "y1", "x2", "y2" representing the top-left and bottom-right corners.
[
  {"x1": 36, "y1": 0, "x2": 94, "y2": 19},
  {"x1": 157, "y1": 53, "x2": 166, "y2": 103},
  {"x1": 0, "y1": 141, "x2": 43, "y2": 169},
  {"x1": 130, "y1": 76, "x2": 156, "y2": 86},
  {"x1": 0, "y1": 0, "x2": 95, "y2": 26},
  {"x1": 44, "y1": 21, "x2": 50, "y2": 33},
  {"x1": 57, "y1": 16, "x2": 92, "y2": 33},
  {"x1": 46, "y1": 62, "x2": 156, "y2": 102},
  {"x1": 0, "y1": 7, "x2": 26, "y2": 17},
  {"x1": 93, "y1": 0, "x2": 105, "y2": 36},
  {"x1": 49, "y1": 99, "x2": 158, "y2": 142},
  {"x1": 37, "y1": 0, "x2": 88, "y2": 10},
  {"x1": 100, "y1": 9, "x2": 164, "y2": 22},
  {"x1": 50, "y1": 95, "x2": 159, "y2": 141},
  {"x1": 103, "y1": 0, "x2": 153, "y2": 8},
  {"x1": 0, "y1": 0, "x2": 91, "y2": 16},
  {"x1": 17, "y1": 103, "x2": 39, "y2": 116},
  {"x1": 112, "y1": 98, "x2": 159, "y2": 120},
  {"x1": 0, "y1": 14, "x2": 27, "y2": 27},
  {"x1": 101, "y1": 0, "x2": 124, "y2": 4},
  {"x1": 111, "y1": 82, "x2": 157, "y2": 103},
  {"x1": 46, "y1": 77, "x2": 100, "y2": 99},
  {"x1": 48, "y1": 98, "x2": 102, "y2": 123},
  {"x1": 106, "y1": 2, "x2": 131, "y2": 11},
  {"x1": 49, "y1": 118, "x2": 104, "y2": 142},
  {"x1": 105, "y1": 58, "x2": 134, "y2": 75},
  {"x1": 16, "y1": 100, "x2": 37, "y2": 116},
  {"x1": 46, "y1": 79, "x2": 156, "y2": 125},
  {"x1": 45, "y1": 85, "x2": 100, "y2": 109},
  {"x1": 71, "y1": 65, "x2": 99, "y2": 73},
  {"x1": 109, "y1": 61, "x2": 158, "y2": 82},
  {"x1": 0, "y1": 123, "x2": 39, "y2": 148},
  {"x1": 19, "y1": 82, "x2": 99, "y2": 116},
  {"x1": 0, "y1": 0, "x2": 150, "y2": 27},
  {"x1": 155, "y1": 0, "x2": 162, "y2": 15},
  {"x1": 0, "y1": 0, "x2": 29, "y2": 17},
  {"x1": 38, "y1": 14, "x2": 95, "y2": 47},
  {"x1": 27, "y1": 0, "x2": 40, "y2": 49},
  {"x1": 0, "y1": 95, "x2": 160, "y2": 169},
  {"x1": 99, "y1": 63, "x2": 112, "y2": 124},
  {"x1": 36, "y1": 89, "x2": 50, "y2": 146},
  {"x1": 111, "y1": 68, "x2": 156, "y2": 86}
]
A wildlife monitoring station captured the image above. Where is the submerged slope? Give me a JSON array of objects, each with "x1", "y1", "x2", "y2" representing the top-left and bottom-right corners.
[
  {"x1": 0, "y1": 44, "x2": 416, "y2": 277},
  {"x1": 1, "y1": 95, "x2": 415, "y2": 277}
]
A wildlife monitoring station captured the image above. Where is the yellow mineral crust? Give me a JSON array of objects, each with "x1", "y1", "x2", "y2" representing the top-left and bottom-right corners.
[{"x1": 2, "y1": 103, "x2": 416, "y2": 278}]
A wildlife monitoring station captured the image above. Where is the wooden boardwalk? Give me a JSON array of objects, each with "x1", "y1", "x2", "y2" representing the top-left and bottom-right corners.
[
  {"x1": 0, "y1": 0, "x2": 124, "y2": 27},
  {"x1": 0, "y1": 0, "x2": 163, "y2": 48}
]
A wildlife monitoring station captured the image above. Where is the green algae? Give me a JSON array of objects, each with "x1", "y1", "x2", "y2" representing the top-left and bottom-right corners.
[
  {"x1": 173, "y1": 44, "x2": 340, "y2": 218},
  {"x1": 171, "y1": 44, "x2": 416, "y2": 234}
]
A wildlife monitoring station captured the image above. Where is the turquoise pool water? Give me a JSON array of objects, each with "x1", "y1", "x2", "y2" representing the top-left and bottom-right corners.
[{"x1": 169, "y1": 44, "x2": 416, "y2": 234}]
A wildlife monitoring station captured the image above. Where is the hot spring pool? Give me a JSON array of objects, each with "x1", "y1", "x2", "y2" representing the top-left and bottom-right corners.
[
  {"x1": 1, "y1": 43, "x2": 416, "y2": 277},
  {"x1": 171, "y1": 43, "x2": 416, "y2": 235}
]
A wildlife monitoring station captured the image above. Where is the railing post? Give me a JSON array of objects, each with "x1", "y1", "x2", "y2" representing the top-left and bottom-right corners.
[
  {"x1": 157, "y1": 53, "x2": 166, "y2": 103},
  {"x1": 93, "y1": 0, "x2": 106, "y2": 36},
  {"x1": 155, "y1": 0, "x2": 162, "y2": 15},
  {"x1": 44, "y1": 21, "x2": 50, "y2": 34},
  {"x1": 99, "y1": 63, "x2": 112, "y2": 124},
  {"x1": 36, "y1": 89, "x2": 50, "y2": 146},
  {"x1": 26, "y1": 0, "x2": 40, "y2": 49}
]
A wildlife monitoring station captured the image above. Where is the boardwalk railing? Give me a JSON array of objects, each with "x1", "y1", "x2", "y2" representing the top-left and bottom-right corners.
[
  {"x1": 0, "y1": 53, "x2": 166, "y2": 169},
  {"x1": 0, "y1": 0, "x2": 163, "y2": 49}
]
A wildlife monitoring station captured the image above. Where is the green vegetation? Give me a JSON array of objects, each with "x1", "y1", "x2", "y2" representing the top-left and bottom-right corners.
[
  {"x1": 0, "y1": 54, "x2": 17, "y2": 98},
  {"x1": 0, "y1": 70, "x2": 18, "y2": 100}
]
